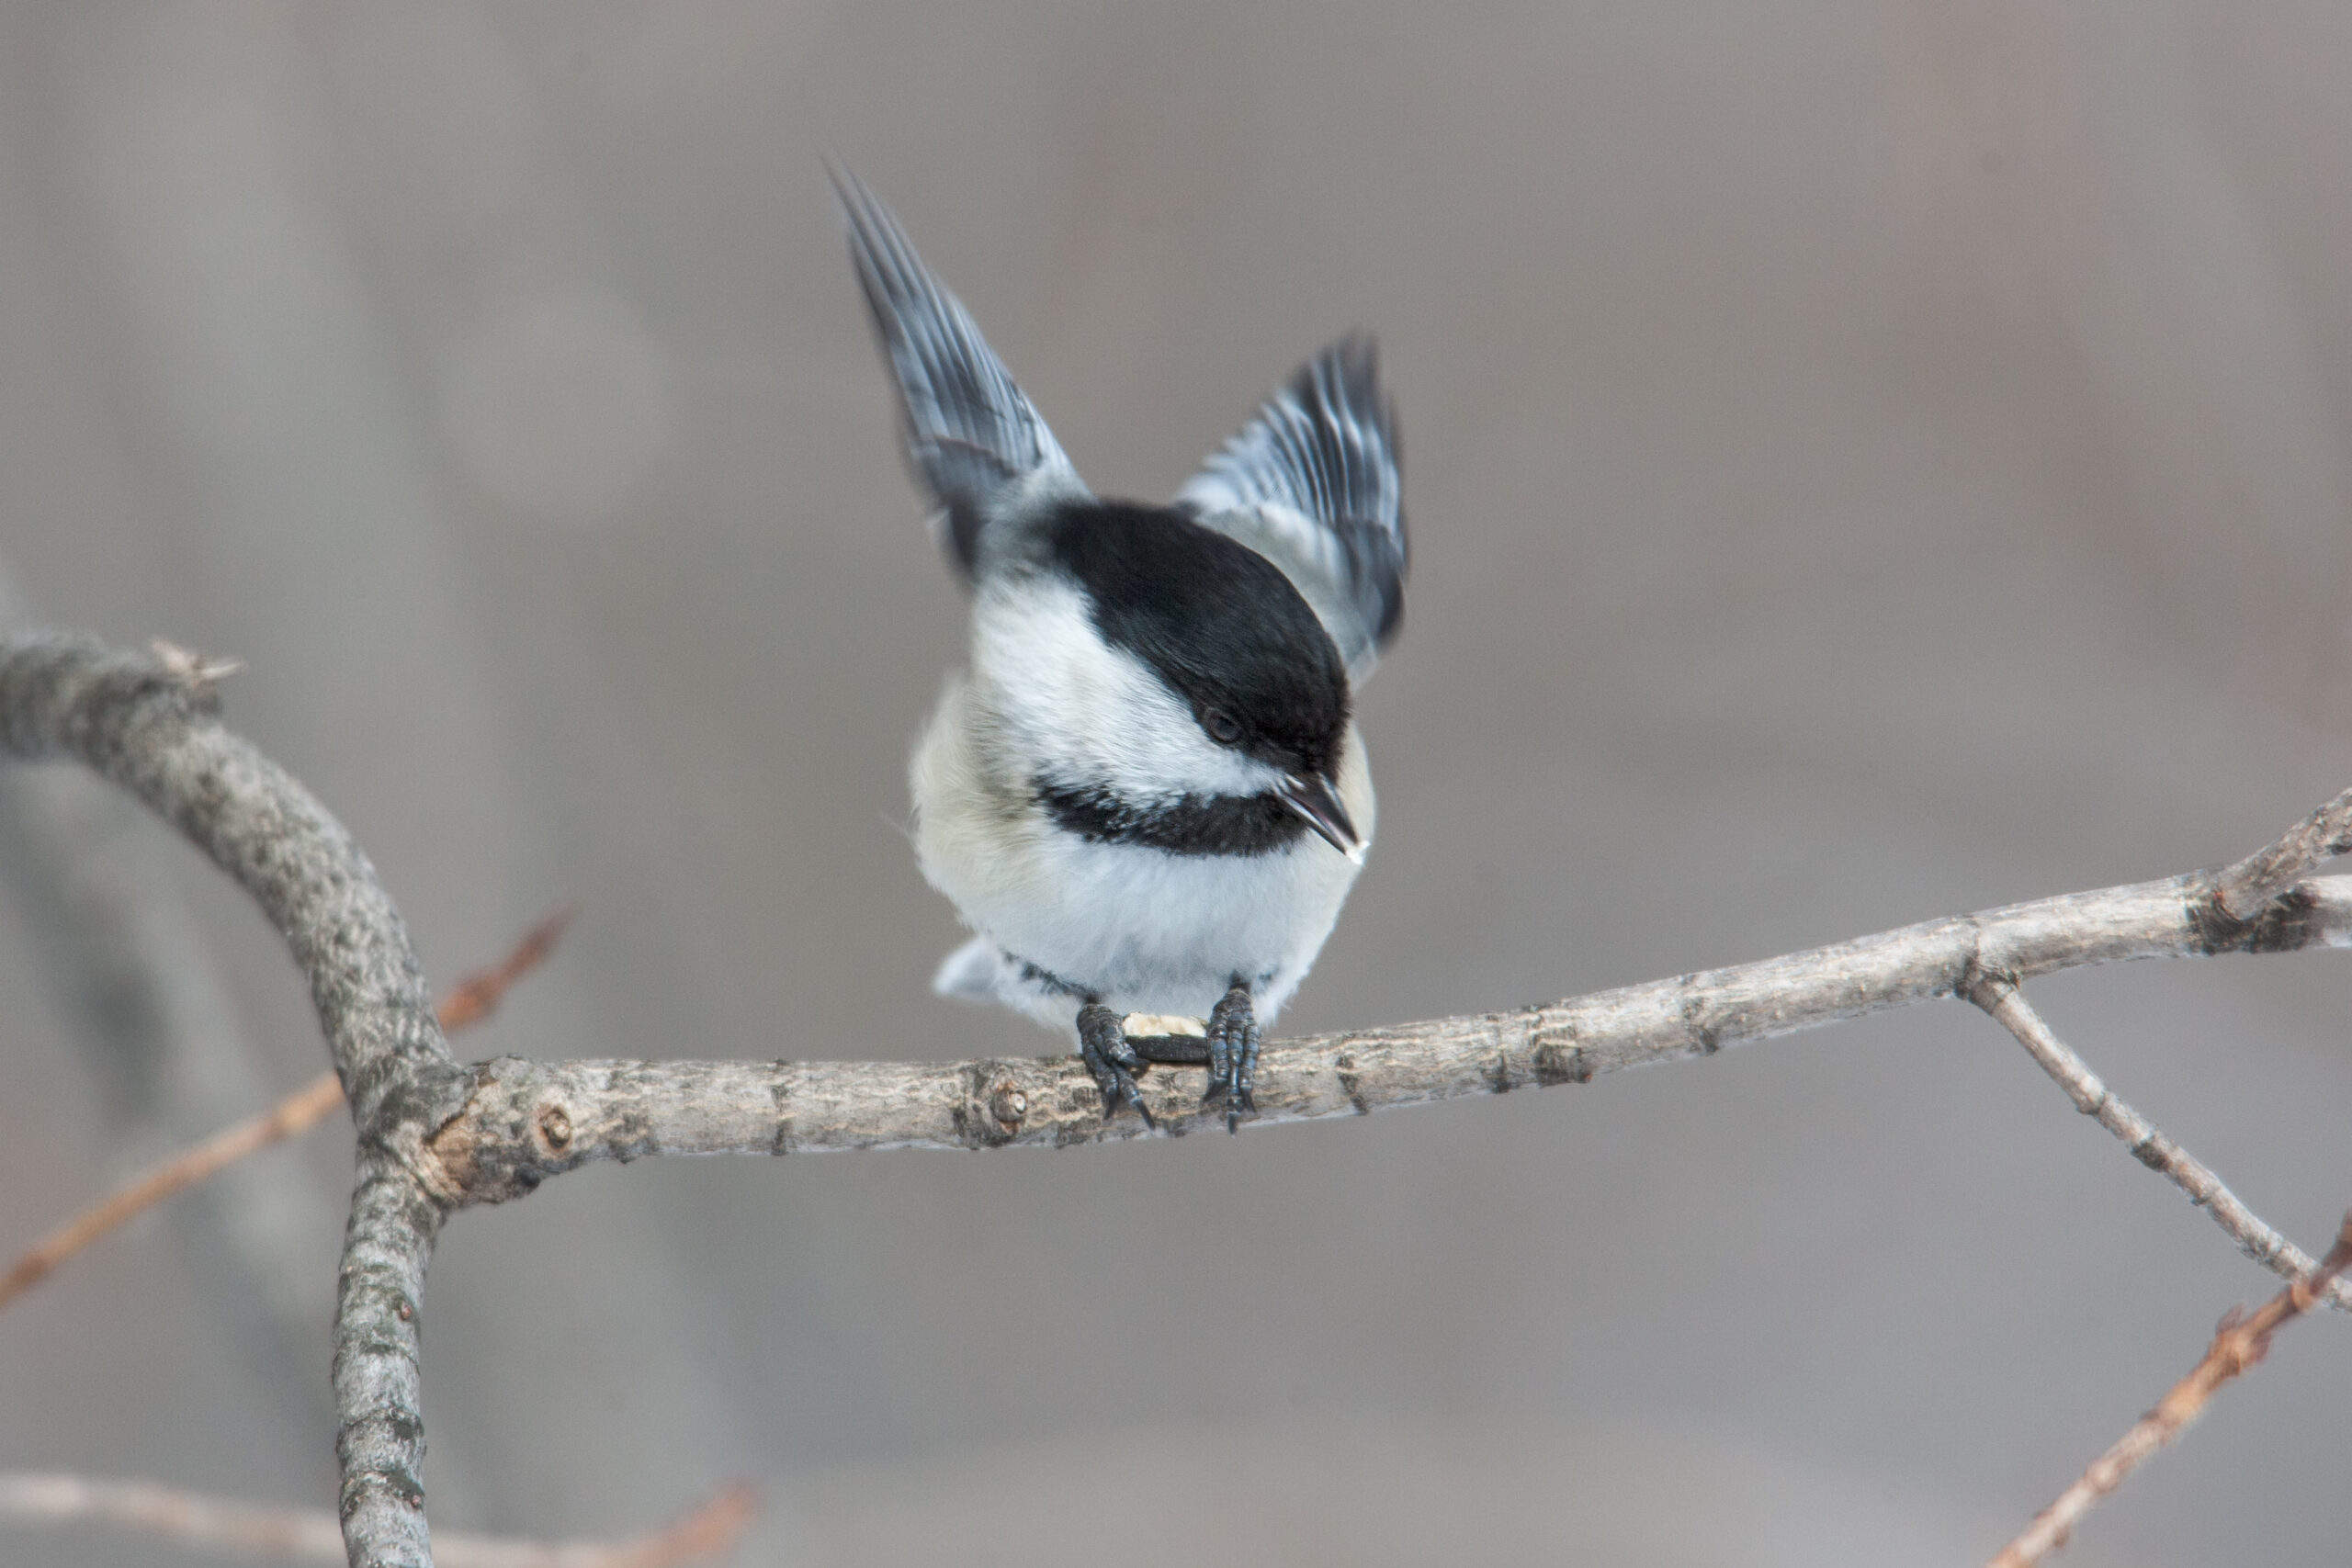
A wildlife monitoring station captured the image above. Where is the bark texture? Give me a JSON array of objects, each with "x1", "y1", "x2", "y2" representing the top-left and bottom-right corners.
[{"x1": 424, "y1": 860, "x2": 2352, "y2": 1173}]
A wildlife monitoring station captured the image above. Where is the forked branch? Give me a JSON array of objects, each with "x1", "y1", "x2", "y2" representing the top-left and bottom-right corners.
[
  {"x1": 2, "y1": 632, "x2": 2344, "y2": 1567},
  {"x1": 1967, "y1": 980, "x2": 2352, "y2": 1310}
]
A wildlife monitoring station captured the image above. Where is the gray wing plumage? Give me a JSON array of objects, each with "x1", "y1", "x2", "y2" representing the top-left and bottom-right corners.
[
  {"x1": 834, "y1": 168, "x2": 1087, "y2": 578},
  {"x1": 1177, "y1": 335, "x2": 1407, "y2": 683}
]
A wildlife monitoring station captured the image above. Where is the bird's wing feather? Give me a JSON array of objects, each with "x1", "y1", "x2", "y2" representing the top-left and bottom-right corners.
[
  {"x1": 1176, "y1": 334, "x2": 1406, "y2": 683},
  {"x1": 834, "y1": 168, "x2": 1087, "y2": 578}
]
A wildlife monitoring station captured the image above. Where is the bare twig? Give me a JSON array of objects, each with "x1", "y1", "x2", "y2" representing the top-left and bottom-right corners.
[
  {"x1": 0, "y1": 905, "x2": 571, "y2": 1315},
  {"x1": 149, "y1": 637, "x2": 246, "y2": 693},
  {"x1": 5, "y1": 632, "x2": 2348, "y2": 1564},
  {"x1": 2210, "y1": 784, "x2": 2352, "y2": 920},
  {"x1": 1965, "y1": 978, "x2": 2352, "y2": 1310},
  {"x1": 1987, "y1": 1212, "x2": 2352, "y2": 1567},
  {"x1": 0, "y1": 1472, "x2": 758, "y2": 1568},
  {"x1": 0, "y1": 1071, "x2": 345, "y2": 1314},
  {"x1": 433, "y1": 907, "x2": 575, "y2": 1033}
]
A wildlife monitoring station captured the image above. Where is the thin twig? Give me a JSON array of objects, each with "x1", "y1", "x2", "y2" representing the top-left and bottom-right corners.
[
  {"x1": 1987, "y1": 1212, "x2": 2352, "y2": 1567},
  {"x1": 1964, "y1": 978, "x2": 2352, "y2": 1310},
  {"x1": 434, "y1": 907, "x2": 575, "y2": 1033},
  {"x1": 2210, "y1": 784, "x2": 2352, "y2": 920},
  {"x1": 0, "y1": 1071, "x2": 343, "y2": 1314},
  {"x1": 0, "y1": 1472, "x2": 758, "y2": 1568},
  {"x1": 0, "y1": 909, "x2": 572, "y2": 1315}
]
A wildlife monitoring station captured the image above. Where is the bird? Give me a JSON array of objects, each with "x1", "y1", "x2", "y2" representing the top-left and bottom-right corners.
[{"x1": 835, "y1": 169, "x2": 1406, "y2": 1130}]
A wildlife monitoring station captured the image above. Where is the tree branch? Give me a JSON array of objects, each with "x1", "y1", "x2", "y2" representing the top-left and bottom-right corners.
[
  {"x1": 6, "y1": 630, "x2": 2347, "y2": 1564},
  {"x1": 432, "y1": 908, "x2": 575, "y2": 1034},
  {"x1": 1965, "y1": 979, "x2": 2352, "y2": 1309},
  {"x1": 1987, "y1": 1212, "x2": 2352, "y2": 1566},
  {"x1": 0, "y1": 1472, "x2": 757, "y2": 1568},
  {"x1": 0, "y1": 636, "x2": 465, "y2": 1568},
  {"x1": 412, "y1": 873, "x2": 2352, "y2": 1201}
]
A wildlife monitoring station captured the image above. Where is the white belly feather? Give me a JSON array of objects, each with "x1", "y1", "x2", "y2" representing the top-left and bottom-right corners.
[{"x1": 910, "y1": 671, "x2": 1373, "y2": 1030}]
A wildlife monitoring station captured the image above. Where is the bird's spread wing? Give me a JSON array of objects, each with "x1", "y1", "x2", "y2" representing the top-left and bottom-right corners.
[
  {"x1": 834, "y1": 168, "x2": 1088, "y2": 578},
  {"x1": 1176, "y1": 335, "x2": 1406, "y2": 683}
]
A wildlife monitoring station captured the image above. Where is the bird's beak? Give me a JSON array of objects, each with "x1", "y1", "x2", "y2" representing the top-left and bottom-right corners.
[{"x1": 1278, "y1": 773, "x2": 1364, "y2": 863}]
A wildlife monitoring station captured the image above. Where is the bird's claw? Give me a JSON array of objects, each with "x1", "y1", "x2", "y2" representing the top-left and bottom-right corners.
[
  {"x1": 1202, "y1": 981, "x2": 1261, "y2": 1133},
  {"x1": 1077, "y1": 1003, "x2": 1154, "y2": 1128}
]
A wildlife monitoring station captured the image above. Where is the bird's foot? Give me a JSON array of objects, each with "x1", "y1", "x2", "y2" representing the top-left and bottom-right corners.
[
  {"x1": 1077, "y1": 1003, "x2": 1154, "y2": 1129},
  {"x1": 1201, "y1": 980, "x2": 1261, "y2": 1133}
]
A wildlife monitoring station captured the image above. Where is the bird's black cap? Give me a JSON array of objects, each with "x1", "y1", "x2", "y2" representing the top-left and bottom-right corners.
[{"x1": 1046, "y1": 499, "x2": 1351, "y2": 781}]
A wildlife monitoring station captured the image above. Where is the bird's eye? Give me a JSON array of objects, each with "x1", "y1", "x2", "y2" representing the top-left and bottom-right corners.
[{"x1": 1201, "y1": 707, "x2": 1242, "y2": 745}]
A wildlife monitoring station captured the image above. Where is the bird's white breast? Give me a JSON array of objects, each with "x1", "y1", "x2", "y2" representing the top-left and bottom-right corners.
[{"x1": 909, "y1": 581, "x2": 1373, "y2": 1027}]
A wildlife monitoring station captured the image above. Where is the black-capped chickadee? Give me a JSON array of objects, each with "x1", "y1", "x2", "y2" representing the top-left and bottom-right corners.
[{"x1": 837, "y1": 171, "x2": 1406, "y2": 1128}]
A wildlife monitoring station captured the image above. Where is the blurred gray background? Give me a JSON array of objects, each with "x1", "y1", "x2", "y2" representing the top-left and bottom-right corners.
[{"x1": 0, "y1": 3, "x2": 2347, "y2": 1563}]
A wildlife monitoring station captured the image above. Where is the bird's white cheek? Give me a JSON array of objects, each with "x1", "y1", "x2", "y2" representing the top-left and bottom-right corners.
[
  {"x1": 1335, "y1": 722, "x2": 1374, "y2": 846},
  {"x1": 1090, "y1": 697, "x2": 1275, "y2": 798},
  {"x1": 969, "y1": 581, "x2": 1272, "y2": 798}
]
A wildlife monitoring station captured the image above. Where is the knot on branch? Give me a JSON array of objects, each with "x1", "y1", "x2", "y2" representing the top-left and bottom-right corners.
[
  {"x1": 147, "y1": 638, "x2": 243, "y2": 702},
  {"x1": 953, "y1": 1063, "x2": 1034, "y2": 1147},
  {"x1": 0, "y1": 636, "x2": 217, "y2": 762},
  {"x1": 2189, "y1": 881, "x2": 2326, "y2": 956},
  {"x1": 418, "y1": 1056, "x2": 580, "y2": 1207},
  {"x1": 1955, "y1": 936, "x2": 2019, "y2": 1009}
]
